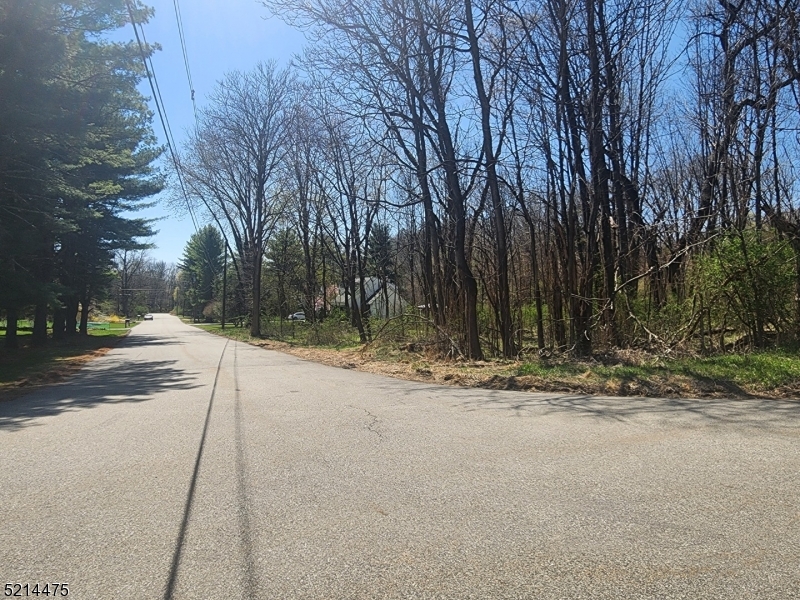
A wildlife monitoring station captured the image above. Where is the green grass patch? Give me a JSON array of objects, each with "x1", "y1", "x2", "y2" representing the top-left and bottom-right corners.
[
  {"x1": 188, "y1": 318, "x2": 364, "y2": 349},
  {"x1": 189, "y1": 322, "x2": 222, "y2": 330},
  {"x1": 671, "y1": 352, "x2": 800, "y2": 389},
  {"x1": 86, "y1": 326, "x2": 132, "y2": 337},
  {"x1": 517, "y1": 362, "x2": 586, "y2": 378},
  {"x1": 592, "y1": 353, "x2": 800, "y2": 389},
  {"x1": 518, "y1": 350, "x2": 800, "y2": 393},
  {"x1": 188, "y1": 314, "x2": 800, "y2": 397},
  {"x1": 0, "y1": 328, "x2": 32, "y2": 336},
  {"x1": 190, "y1": 323, "x2": 255, "y2": 343},
  {"x1": 592, "y1": 364, "x2": 660, "y2": 380},
  {"x1": 300, "y1": 321, "x2": 362, "y2": 349}
]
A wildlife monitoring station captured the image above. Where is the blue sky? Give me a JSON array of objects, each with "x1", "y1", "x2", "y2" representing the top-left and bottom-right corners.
[{"x1": 128, "y1": 0, "x2": 306, "y2": 263}]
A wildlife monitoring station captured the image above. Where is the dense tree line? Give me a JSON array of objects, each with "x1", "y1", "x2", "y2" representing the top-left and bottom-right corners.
[
  {"x1": 179, "y1": 0, "x2": 800, "y2": 358},
  {"x1": 0, "y1": 0, "x2": 163, "y2": 348}
]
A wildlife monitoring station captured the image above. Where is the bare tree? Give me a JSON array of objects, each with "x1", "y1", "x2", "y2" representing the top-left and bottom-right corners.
[
  {"x1": 264, "y1": 0, "x2": 486, "y2": 358},
  {"x1": 286, "y1": 92, "x2": 325, "y2": 323},
  {"x1": 180, "y1": 62, "x2": 293, "y2": 336},
  {"x1": 115, "y1": 248, "x2": 147, "y2": 318}
]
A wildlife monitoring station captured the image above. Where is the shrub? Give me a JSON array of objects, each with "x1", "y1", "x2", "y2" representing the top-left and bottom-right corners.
[{"x1": 692, "y1": 228, "x2": 794, "y2": 347}]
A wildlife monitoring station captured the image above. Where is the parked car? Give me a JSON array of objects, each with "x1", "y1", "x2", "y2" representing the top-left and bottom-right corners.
[
  {"x1": 288, "y1": 311, "x2": 305, "y2": 321},
  {"x1": 144, "y1": 313, "x2": 154, "y2": 321}
]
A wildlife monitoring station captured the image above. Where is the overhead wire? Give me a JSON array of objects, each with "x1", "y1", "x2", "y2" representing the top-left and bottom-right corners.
[
  {"x1": 172, "y1": 0, "x2": 199, "y2": 126},
  {"x1": 139, "y1": 25, "x2": 183, "y2": 176},
  {"x1": 125, "y1": 0, "x2": 238, "y2": 319},
  {"x1": 124, "y1": 0, "x2": 200, "y2": 234},
  {"x1": 167, "y1": 0, "x2": 239, "y2": 279}
]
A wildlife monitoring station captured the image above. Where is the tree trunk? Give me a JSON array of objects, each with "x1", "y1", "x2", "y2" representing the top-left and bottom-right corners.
[
  {"x1": 80, "y1": 298, "x2": 90, "y2": 335},
  {"x1": 795, "y1": 242, "x2": 800, "y2": 343},
  {"x1": 302, "y1": 231, "x2": 315, "y2": 324},
  {"x1": 414, "y1": 6, "x2": 482, "y2": 360},
  {"x1": 33, "y1": 303, "x2": 48, "y2": 345},
  {"x1": 464, "y1": 0, "x2": 515, "y2": 357},
  {"x1": 528, "y1": 221, "x2": 545, "y2": 350},
  {"x1": 413, "y1": 104, "x2": 445, "y2": 327},
  {"x1": 5, "y1": 308, "x2": 18, "y2": 349},
  {"x1": 551, "y1": 256, "x2": 566, "y2": 347},
  {"x1": 250, "y1": 252, "x2": 262, "y2": 337},
  {"x1": 556, "y1": 0, "x2": 593, "y2": 355},
  {"x1": 52, "y1": 305, "x2": 66, "y2": 340},
  {"x1": 65, "y1": 297, "x2": 79, "y2": 337},
  {"x1": 587, "y1": 0, "x2": 616, "y2": 348}
]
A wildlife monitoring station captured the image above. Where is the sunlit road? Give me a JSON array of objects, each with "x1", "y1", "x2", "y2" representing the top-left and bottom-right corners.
[{"x1": 1, "y1": 314, "x2": 799, "y2": 599}]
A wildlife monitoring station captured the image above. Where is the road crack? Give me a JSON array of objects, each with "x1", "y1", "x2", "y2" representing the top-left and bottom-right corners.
[{"x1": 349, "y1": 405, "x2": 383, "y2": 441}]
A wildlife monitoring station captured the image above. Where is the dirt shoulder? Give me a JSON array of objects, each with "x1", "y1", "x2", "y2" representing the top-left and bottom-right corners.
[{"x1": 214, "y1": 332, "x2": 799, "y2": 400}]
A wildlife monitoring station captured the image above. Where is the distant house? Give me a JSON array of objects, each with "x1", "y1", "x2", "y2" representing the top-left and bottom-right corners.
[{"x1": 331, "y1": 277, "x2": 407, "y2": 318}]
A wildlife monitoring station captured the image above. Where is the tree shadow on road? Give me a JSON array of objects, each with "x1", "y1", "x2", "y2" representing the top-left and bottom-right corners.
[
  {"x1": 0, "y1": 356, "x2": 201, "y2": 431},
  {"x1": 535, "y1": 393, "x2": 799, "y2": 429},
  {"x1": 119, "y1": 335, "x2": 186, "y2": 348},
  {"x1": 382, "y1": 382, "x2": 800, "y2": 429}
]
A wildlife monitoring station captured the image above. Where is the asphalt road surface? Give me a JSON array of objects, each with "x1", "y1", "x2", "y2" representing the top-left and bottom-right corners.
[{"x1": 1, "y1": 314, "x2": 799, "y2": 599}]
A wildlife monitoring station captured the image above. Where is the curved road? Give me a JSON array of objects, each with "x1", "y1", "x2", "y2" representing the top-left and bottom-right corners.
[{"x1": 1, "y1": 314, "x2": 799, "y2": 599}]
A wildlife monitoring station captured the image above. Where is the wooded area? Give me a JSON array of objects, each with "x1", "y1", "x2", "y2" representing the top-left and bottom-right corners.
[
  {"x1": 180, "y1": 0, "x2": 800, "y2": 359},
  {"x1": 4, "y1": 0, "x2": 800, "y2": 362}
]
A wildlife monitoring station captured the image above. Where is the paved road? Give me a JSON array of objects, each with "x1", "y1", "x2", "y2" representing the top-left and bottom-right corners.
[{"x1": 1, "y1": 314, "x2": 799, "y2": 599}]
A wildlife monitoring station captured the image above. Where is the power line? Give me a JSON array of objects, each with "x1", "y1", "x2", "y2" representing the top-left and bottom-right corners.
[
  {"x1": 124, "y1": 1, "x2": 233, "y2": 327},
  {"x1": 124, "y1": 0, "x2": 199, "y2": 234},
  {"x1": 166, "y1": 0, "x2": 240, "y2": 294},
  {"x1": 172, "y1": 0, "x2": 199, "y2": 126},
  {"x1": 139, "y1": 25, "x2": 183, "y2": 174},
  {"x1": 124, "y1": 1, "x2": 229, "y2": 283}
]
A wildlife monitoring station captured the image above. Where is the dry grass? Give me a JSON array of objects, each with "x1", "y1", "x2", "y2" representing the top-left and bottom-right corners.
[{"x1": 202, "y1": 325, "x2": 800, "y2": 400}]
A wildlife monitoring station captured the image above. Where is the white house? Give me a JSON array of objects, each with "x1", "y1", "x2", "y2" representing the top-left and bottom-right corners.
[{"x1": 331, "y1": 277, "x2": 407, "y2": 318}]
